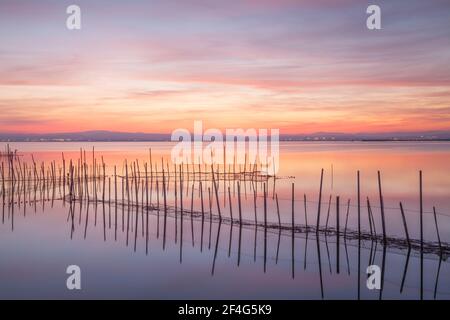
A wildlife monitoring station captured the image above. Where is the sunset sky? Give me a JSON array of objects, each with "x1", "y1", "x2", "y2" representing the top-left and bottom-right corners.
[{"x1": 0, "y1": 0, "x2": 449, "y2": 134}]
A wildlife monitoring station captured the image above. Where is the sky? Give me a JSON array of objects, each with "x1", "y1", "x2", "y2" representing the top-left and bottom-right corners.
[{"x1": 0, "y1": 0, "x2": 449, "y2": 134}]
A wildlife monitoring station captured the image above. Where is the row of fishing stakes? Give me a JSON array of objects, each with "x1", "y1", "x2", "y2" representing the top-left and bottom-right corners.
[{"x1": 1, "y1": 146, "x2": 449, "y2": 298}]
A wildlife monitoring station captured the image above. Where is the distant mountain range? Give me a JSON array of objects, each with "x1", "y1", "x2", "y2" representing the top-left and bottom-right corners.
[
  {"x1": 0, "y1": 130, "x2": 449, "y2": 142},
  {"x1": 281, "y1": 130, "x2": 450, "y2": 141},
  {"x1": 0, "y1": 131, "x2": 169, "y2": 142}
]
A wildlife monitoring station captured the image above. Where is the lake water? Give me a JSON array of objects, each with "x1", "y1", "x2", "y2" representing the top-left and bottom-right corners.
[{"x1": 0, "y1": 141, "x2": 449, "y2": 299}]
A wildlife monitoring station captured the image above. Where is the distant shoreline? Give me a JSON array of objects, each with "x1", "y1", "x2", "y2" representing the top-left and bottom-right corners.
[
  {"x1": 1, "y1": 129, "x2": 449, "y2": 143},
  {"x1": 1, "y1": 139, "x2": 449, "y2": 142}
]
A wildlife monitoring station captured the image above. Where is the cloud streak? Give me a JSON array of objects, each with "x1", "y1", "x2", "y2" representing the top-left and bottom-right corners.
[{"x1": 0, "y1": 0, "x2": 449, "y2": 133}]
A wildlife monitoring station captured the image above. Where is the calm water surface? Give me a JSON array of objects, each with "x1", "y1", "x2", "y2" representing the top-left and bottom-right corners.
[{"x1": 0, "y1": 141, "x2": 449, "y2": 299}]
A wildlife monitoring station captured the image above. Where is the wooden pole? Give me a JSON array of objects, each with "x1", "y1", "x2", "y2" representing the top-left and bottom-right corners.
[
  {"x1": 367, "y1": 197, "x2": 377, "y2": 236},
  {"x1": 291, "y1": 182, "x2": 295, "y2": 279},
  {"x1": 357, "y1": 170, "x2": 360, "y2": 236},
  {"x1": 145, "y1": 165, "x2": 149, "y2": 254},
  {"x1": 419, "y1": 170, "x2": 423, "y2": 300},
  {"x1": 366, "y1": 197, "x2": 373, "y2": 237},
  {"x1": 200, "y1": 180, "x2": 204, "y2": 251},
  {"x1": 263, "y1": 182, "x2": 267, "y2": 273},
  {"x1": 108, "y1": 177, "x2": 111, "y2": 227},
  {"x1": 62, "y1": 153, "x2": 66, "y2": 200},
  {"x1": 316, "y1": 169, "x2": 324, "y2": 232},
  {"x1": 253, "y1": 189, "x2": 257, "y2": 224},
  {"x1": 211, "y1": 165, "x2": 221, "y2": 220},
  {"x1": 175, "y1": 164, "x2": 178, "y2": 243},
  {"x1": 228, "y1": 186, "x2": 233, "y2": 221},
  {"x1": 237, "y1": 181, "x2": 242, "y2": 224},
  {"x1": 344, "y1": 199, "x2": 350, "y2": 238},
  {"x1": 377, "y1": 171, "x2": 387, "y2": 243},
  {"x1": 303, "y1": 194, "x2": 308, "y2": 230},
  {"x1": 163, "y1": 168, "x2": 168, "y2": 249},
  {"x1": 149, "y1": 148, "x2": 153, "y2": 183},
  {"x1": 336, "y1": 195, "x2": 340, "y2": 274},
  {"x1": 275, "y1": 193, "x2": 281, "y2": 228},
  {"x1": 180, "y1": 164, "x2": 184, "y2": 262},
  {"x1": 399, "y1": 202, "x2": 410, "y2": 247},
  {"x1": 357, "y1": 170, "x2": 361, "y2": 300},
  {"x1": 190, "y1": 183, "x2": 194, "y2": 247},
  {"x1": 325, "y1": 194, "x2": 332, "y2": 229},
  {"x1": 208, "y1": 187, "x2": 212, "y2": 250},
  {"x1": 433, "y1": 207, "x2": 442, "y2": 253},
  {"x1": 263, "y1": 183, "x2": 267, "y2": 230}
]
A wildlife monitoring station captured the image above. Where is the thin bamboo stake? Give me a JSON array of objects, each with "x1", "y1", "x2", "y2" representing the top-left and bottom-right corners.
[
  {"x1": 275, "y1": 193, "x2": 281, "y2": 228},
  {"x1": 377, "y1": 171, "x2": 387, "y2": 243},
  {"x1": 190, "y1": 183, "x2": 194, "y2": 247},
  {"x1": 303, "y1": 194, "x2": 308, "y2": 230},
  {"x1": 291, "y1": 182, "x2": 295, "y2": 279},
  {"x1": 316, "y1": 169, "x2": 324, "y2": 232},
  {"x1": 237, "y1": 181, "x2": 242, "y2": 224},
  {"x1": 253, "y1": 189, "x2": 257, "y2": 224},
  {"x1": 399, "y1": 202, "x2": 410, "y2": 247},
  {"x1": 228, "y1": 186, "x2": 233, "y2": 221},
  {"x1": 419, "y1": 170, "x2": 423, "y2": 300},
  {"x1": 433, "y1": 206, "x2": 442, "y2": 253},
  {"x1": 336, "y1": 195, "x2": 340, "y2": 274},
  {"x1": 344, "y1": 199, "x2": 350, "y2": 238},
  {"x1": 211, "y1": 164, "x2": 221, "y2": 220}
]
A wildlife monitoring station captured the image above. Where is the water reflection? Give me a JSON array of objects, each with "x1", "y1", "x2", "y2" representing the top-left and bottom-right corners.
[{"x1": 1, "y1": 142, "x2": 450, "y2": 299}]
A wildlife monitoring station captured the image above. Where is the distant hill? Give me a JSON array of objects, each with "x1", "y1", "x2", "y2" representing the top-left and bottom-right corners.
[
  {"x1": 0, "y1": 130, "x2": 169, "y2": 142},
  {"x1": 281, "y1": 130, "x2": 450, "y2": 141},
  {"x1": 0, "y1": 130, "x2": 449, "y2": 142}
]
